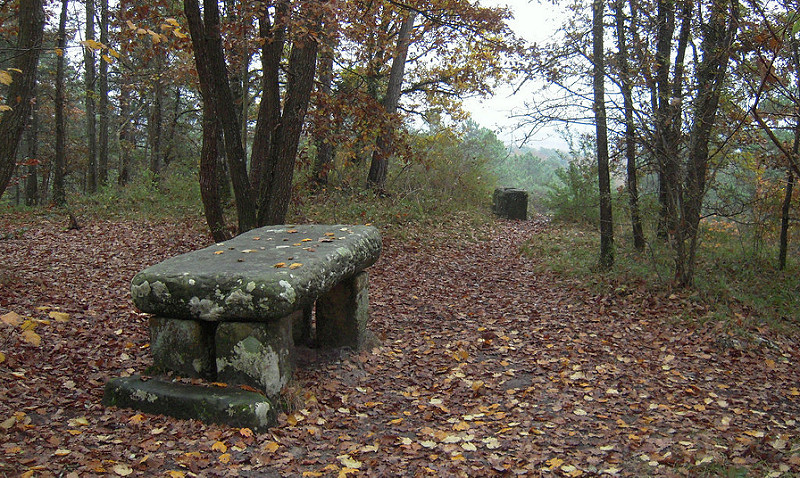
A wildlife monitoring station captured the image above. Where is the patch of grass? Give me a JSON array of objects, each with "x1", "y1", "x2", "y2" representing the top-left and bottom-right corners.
[
  {"x1": 521, "y1": 219, "x2": 800, "y2": 331},
  {"x1": 73, "y1": 170, "x2": 205, "y2": 221},
  {"x1": 291, "y1": 186, "x2": 495, "y2": 243}
]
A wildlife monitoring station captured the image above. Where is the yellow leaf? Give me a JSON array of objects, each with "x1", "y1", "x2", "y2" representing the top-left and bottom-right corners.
[
  {"x1": 289, "y1": 263, "x2": 303, "y2": 270},
  {"x1": 126, "y1": 20, "x2": 136, "y2": 30},
  {"x1": 0, "y1": 352, "x2": 5, "y2": 364},
  {"x1": 113, "y1": 464, "x2": 133, "y2": 476},
  {"x1": 546, "y1": 457, "x2": 564, "y2": 469},
  {"x1": 301, "y1": 238, "x2": 312, "y2": 242},
  {"x1": 68, "y1": 417, "x2": 90, "y2": 427},
  {"x1": 1, "y1": 311, "x2": 22, "y2": 326},
  {"x1": 128, "y1": 414, "x2": 144, "y2": 424},
  {"x1": 239, "y1": 427, "x2": 253, "y2": 437},
  {"x1": 218, "y1": 453, "x2": 231, "y2": 464},
  {"x1": 337, "y1": 454, "x2": 362, "y2": 468},
  {"x1": 388, "y1": 418, "x2": 403, "y2": 425},
  {"x1": 263, "y1": 441, "x2": 280, "y2": 453},
  {"x1": 211, "y1": 441, "x2": 228, "y2": 453},
  {"x1": 789, "y1": 387, "x2": 800, "y2": 396},
  {"x1": 338, "y1": 468, "x2": 358, "y2": 478},
  {"x1": 214, "y1": 251, "x2": 224, "y2": 255},
  {"x1": 102, "y1": 55, "x2": 113, "y2": 64},
  {"x1": 80, "y1": 39, "x2": 104, "y2": 50},
  {"x1": 166, "y1": 17, "x2": 181, "y2": 27},
  {"x1": 109, "y1": 48, "x2": 121, "y2": 59},
  {"x1": 54, "y1": 449, "x2": 71, "y2": 456},
  {"x1": 167, "y1": 471, "x2": 186, "y2": 478},
  {"x1": 744, "y1": 430, "x2": 765, "y2": 438},
  {"x1": 302, "y1": 473, "x2": 323, "y2": 477},
  {"x1": 0, "y1": 71, "x2": 12, "y2": 85},
  {"x1": 21, "y1": 330, "x2": 41, "y2": 346},
  {"x1": 0, "y1": 105, "x2": 11, "y2": 112},
  {"x1": 49, "y1": 311, "x2": 70, "y2": 322},
  {"x1": 274, "y1": 262, "x2": 286, "y2": 268}
]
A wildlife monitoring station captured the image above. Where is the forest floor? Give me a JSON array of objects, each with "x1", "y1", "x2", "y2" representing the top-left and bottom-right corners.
[{"x1": 1, "y1": 213, "x2": 799, "y2": 477}]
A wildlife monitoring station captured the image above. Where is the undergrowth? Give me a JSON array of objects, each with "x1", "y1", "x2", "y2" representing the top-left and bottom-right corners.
[{"x1": 520, "y1": 220, "x2": 800, "y2": 332}]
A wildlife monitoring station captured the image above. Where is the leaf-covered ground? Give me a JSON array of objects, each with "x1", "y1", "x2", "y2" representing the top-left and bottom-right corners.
[{"x1": 1, "y1": 215, "x2": 799, "y2": 477}]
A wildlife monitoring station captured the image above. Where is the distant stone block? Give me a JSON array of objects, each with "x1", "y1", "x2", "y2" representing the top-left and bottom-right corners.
[{"x1": 492, "y1": 188, "x2": 528, "y2": 220}]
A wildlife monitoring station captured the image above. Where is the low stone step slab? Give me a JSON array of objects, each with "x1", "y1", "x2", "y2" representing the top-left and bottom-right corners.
[{"x1": 103, "y1": 376, "x2": 278, "y2": 432}]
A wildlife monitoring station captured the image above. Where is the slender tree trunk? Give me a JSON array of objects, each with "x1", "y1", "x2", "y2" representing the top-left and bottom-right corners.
[
  {"x1": 592, "y1": 0, "x2": 614, "y2": 270},
  {"x1": 367, "y1": 12, "x2": 416, "y2": 191},
  {"x1": 681, "y1": 0, "x2": 738, "y2": 287},
  {"x1": 249, "y1": 3, "x2": 287, "y2": 194},
  {"x1": 98, "y1": 0, "x2": 109, "y2": 185},
  {"x1": 52, "y1": 0, "x2": 69, "y2": 206},
  {"x1": 148, "y1": 55, "x2": 163, "y2": 180},
  {"x1": 200, "y1": 114, "x2": 229, "y2": 242},
  {"x1": 85, "y1": 0, "x2": 98, "y2": 193},
  {"x1": 0, "y1": 0, "x2": 45, "y2": 201},
  {"x1": 185, "y1": 0, "x2": 257, "y2": 232},
  {"x1": 616, "y1": 0, "x2": 644, "y2": 251},
  {"x1": 24, "y1": 83, "x2": 39, "y2": 206},
  {"x1": 257, "y1": 24, "x2": 320, "y2": 225},
  {"x1": 312, "y1": 37, "x2": 336, "y2": 187},
  {"x1": 118, "y1": 87, "x2": 132, "y2": 186},
  {"x1": 779, "y1": 169, "x2": 794, "y2": 270}
]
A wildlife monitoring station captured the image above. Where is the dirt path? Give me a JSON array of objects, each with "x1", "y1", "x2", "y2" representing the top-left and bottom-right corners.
[{"x1": 1, "y1": 216, "x2": 798, "y2": 476}]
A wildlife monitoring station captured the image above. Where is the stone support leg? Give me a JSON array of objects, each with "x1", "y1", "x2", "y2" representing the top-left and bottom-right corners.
[
  {"x1": 316, "y1": 271, "x2": 369, "y2": 349},
  {"x1": 149, "y1": 317, "x2": 216, "y2": 380},
  {"x1": 215, "y1": 313, "x2": 295, "y2": 397}
]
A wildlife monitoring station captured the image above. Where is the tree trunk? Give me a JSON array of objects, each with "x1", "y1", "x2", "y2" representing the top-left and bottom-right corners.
[
  {"x1": 85, "y1": 0, "x2": 97, "y2": 193},
  {"x1": 616, "y1": 0, "x2": 644, "y2": 251},
  {"x1": 593, "y1": 0, "x2": 613, "y2": 270},
  {"x1": 681, "y1": 0, "x2": 738, "y2": 287},
  {"x1": 98, "y1": 0, "x2": 109, "y2": 185},
  {"x1": 0, "y1": 0, "x2": 45, "y2": 201},
  {"x1": 118, "y1": 87, "x2": 132, "y2": 186},
  {"x1": 184, "y1": 0, "x2": 257, "y2": 233},
  {"x1": 249, "y1": 3, "x2": 288, "y2": 194},
  {"x1": 24, "y1": 83, "x2": 39, "y2": 206},
  {"x1": 148, "y1": 55, "x2": 163, "y2": 180},
  {"x1": 367, "y1": 12, "x2": 416, "y2": 191},
  {"x1": 200, "y1": 113, "x2": 229, "y2": 242},
  {"x1": 257, "y1": 22, "x2": 320, "y2": 225},
  {"x1": 53, "y1": 0, "x2": 69, "y2": 206},
  {"x1": 312, "y1": 37, "x2": 336, "y2": 187},
  {"x1": 779, "y1": 169, "x2": 794, "y2": 271}
]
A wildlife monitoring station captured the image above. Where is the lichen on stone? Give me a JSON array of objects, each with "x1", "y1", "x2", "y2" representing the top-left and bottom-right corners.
[
  {"x1": 225, "y1": 289, "x2": 254, "y2": 309},
  {"x1": 150, "y1": 281, "x2": 170, "y2": 301},
  {"x1": 217, "y1": 338, "x2": 285, "y2": 396},
  {"x1": 188, "y1": 297, "x2": 224, "y2": 320},
  {"x1": 278, "y1": 280, "x2": 296, "y2": 304},
  {"x1": 132, "y1": 388, "x2": 159, "y2": 403},
  {"x1": 131, "y1": 281, "x2": 151, "y2": 300}
]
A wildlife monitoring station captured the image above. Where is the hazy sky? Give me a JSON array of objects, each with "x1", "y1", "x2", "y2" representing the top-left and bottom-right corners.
[{"x1": 464, "y1": 0, "x2": 569, "y2": 149}]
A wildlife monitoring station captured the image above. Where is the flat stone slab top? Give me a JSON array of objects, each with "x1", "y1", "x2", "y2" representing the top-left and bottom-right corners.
[{"x1": 131, "y1": 224, "x2": 381, "y2": 322}]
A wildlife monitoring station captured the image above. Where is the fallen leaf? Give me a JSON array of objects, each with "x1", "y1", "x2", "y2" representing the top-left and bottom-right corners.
[
  {"x1": 112, "y1": 464, "x2": 133, "y2": 476},
  {"x1": 263, "y1": 441, "x2": 280, "y2": 453},
  {"x1": 48, "y1": 311, "x2": 70, "y2": 322},
  {"x1": 1, "y1": 312, "x2": 22, "y2": 326}
]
